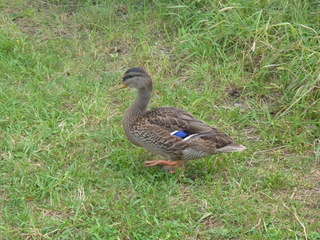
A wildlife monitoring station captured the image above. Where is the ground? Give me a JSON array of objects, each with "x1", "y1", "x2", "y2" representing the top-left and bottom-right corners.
[{"x1": 0, "y1": 0, "x2": 319, "y2": 239}]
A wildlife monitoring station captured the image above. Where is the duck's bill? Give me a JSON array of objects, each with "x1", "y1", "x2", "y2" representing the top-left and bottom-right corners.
[{"x1": 109, "y1": 83, "x2": 128, "y2": 92}]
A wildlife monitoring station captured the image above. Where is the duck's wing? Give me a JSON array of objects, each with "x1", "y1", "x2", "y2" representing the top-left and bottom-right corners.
[
  {"x1": 143, "y1": 107, "x2": 245, "y2": 152},
  {"x1": 145, "y1": 107, "x2": 214, "y2": 134}
]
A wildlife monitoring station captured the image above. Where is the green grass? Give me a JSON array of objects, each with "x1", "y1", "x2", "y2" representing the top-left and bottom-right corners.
[{"x1": 1, "y1": 0, "x2": 319, "y2": 239}]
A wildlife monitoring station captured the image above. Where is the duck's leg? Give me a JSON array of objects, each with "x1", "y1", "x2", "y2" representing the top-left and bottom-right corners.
[
  {"x1": 144, "y1": 160, "x2": 184, "y2": 173},
  {"x1": 144, "y1": 160, "x2": 178, "y2": 167}
]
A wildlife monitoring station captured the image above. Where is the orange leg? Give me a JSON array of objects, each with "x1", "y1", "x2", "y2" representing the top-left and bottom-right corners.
[{"x1": 144, "y1": 160, "x2": 184, "y2": 173}]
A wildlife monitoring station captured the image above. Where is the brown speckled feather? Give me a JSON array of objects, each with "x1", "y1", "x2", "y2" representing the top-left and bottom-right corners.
[
  {"x1": 132, "y1": 113, "x2": 188, "y2": 159},
  {"x1": 146, "y1": 107, "x2": 213, "y2": 133},
  {"x1": 146, "y1": 107, "x2": 233, "y2": 146}
]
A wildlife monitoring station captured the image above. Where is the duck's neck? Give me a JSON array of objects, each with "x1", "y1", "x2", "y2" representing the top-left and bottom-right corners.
[{"x1": 123, "y1": 88, "x2": 152, "y2": 127}]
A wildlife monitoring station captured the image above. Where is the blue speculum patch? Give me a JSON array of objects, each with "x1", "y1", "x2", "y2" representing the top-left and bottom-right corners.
[{"x1": 173, "y1": 130, "x2": 189, "y2": 139}]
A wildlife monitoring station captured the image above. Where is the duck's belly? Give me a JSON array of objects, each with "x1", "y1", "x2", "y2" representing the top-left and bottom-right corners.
[
  {"x1": 137, "y1": 140, "x2": 172, "y2": 159},
  {"x1": 125, "y1": 131, "x2": 172, "y2": 158},
  {"x1": 181, "y1": 148, "x2": 213, "y2": 161}
]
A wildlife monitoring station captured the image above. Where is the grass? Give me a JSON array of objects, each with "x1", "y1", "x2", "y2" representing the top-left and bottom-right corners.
[{"x1": 0, "y1": 0, "x2": 319, "y2": 239}]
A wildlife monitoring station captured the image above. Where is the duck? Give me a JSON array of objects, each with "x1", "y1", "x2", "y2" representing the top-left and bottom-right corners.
[{"x1": 110, "y1": 67, "x2": 246, "y2": 172}]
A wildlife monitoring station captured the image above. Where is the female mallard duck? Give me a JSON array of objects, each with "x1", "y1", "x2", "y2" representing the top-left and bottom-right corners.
[{"x1": 111, "y1": 67, "x2": 246, "y2": 172}]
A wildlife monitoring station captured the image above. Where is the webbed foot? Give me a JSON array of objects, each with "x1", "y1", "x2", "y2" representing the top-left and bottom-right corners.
[{"x1": 144, "y1": 160, "x2": 184, "y2": 173}]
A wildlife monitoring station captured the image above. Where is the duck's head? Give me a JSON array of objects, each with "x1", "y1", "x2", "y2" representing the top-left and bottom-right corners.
[{"x1": 110, "y1": 67, "x2": 152, "y2": 91}]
